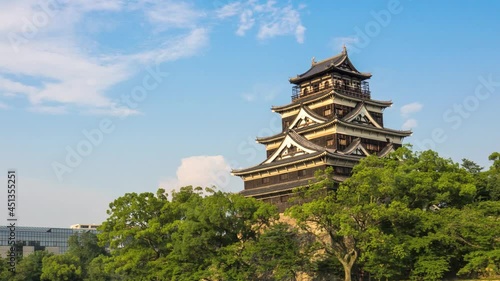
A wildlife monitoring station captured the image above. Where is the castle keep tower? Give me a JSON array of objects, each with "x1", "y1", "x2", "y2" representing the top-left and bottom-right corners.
[{"x1": 232, "y1": 48, "x2": 412, "y2": 210}]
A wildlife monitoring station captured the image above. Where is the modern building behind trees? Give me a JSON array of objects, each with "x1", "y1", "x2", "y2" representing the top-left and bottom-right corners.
[{"x1": 0, "y1": 225, "x2": 98, "y2": 257}]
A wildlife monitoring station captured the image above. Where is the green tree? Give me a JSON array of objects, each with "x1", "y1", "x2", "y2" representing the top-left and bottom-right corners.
[
  {"x1": 41, "y1": 254, "x2": 82, "y2": 281},
  {"x1": 99, "y1": 186, "x2": 278, "y2": 280},
  {"x1": 98, "y1": 187, "x2": 179, "y2": 280},
  {"x1": 461, "y1": 158, "x2": 483, "y2": 174},
  {"x1": 68, "y1": 232, "x2": 107, "y2": 266},
  {"x1": 456, "y1": 201, "x2": 500, "y2": 278},
  {"x1": 217, "y1": 222, "x2": 313, "y2": 280},
  {"x1": 288, "y1": 166, "x2": 367, "y2": 281},
  {"x1": 67, "y1": 231, "x2": 107, "y2": 279},
  {"x1": 0, "y1": 257, "x2": 14, "y2": 281},
  {"x1": 85, "y1": 255, "x2": 125, "y2": 281},
  {"x1": 160, "y1": 189, "x2": 277, "y2": 280},
  {"x1": 484, "y1": 152, "x2": 500, "y2": 200},
  {"x1": 10, "y1": 250, "x2": 53, "y2": 281},
  {"x1": 288, "y1": 147, "x2": 479, "y2": 281}
]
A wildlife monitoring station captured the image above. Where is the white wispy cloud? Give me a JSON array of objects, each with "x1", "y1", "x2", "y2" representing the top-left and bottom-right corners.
[
  {"x1": 0, "y1": 1, "x2": 208, "y2": 116},
  {"x1": 332, "y1": 36, "x2": 360, "y2": 51},
  {"x1": 159, "y1": 155, "x2": 231, "y2": 194},
  {"x1": 0, "y1": 1, "x2": 305, "y2": 115},
  {"x1": 216, "y1": 2, "x2": 242, "y2": 19},
  {"x1": 0, "y1": 75, "x2": 38, "y2": 97},
  {"x1": 28, "y1": 105, "x2": 68, "y2": 115},
  {"x1": 139, "y1": 0, "x2": 206, "y2": 31},
  {"x1": 83, "y1": 105, "x2": 141, "y2": 117},
  {"x1": 242, "y1": 94, "x2": 256, "y2": 102},
  {"x1": 257, "y1": 5, "x2": 306, "y2": 43},
  {"x1": 402, "y1": 118, "x2": 418, "y2": 130},
  {"x1": 0, "y1": 102, "x2": 8, "y2": 109},
  {"x1": 236, "y1": 9, "x2": 255, "y2": 36},
  {"x1": 400, "y1": 102, "x2": 424, "y2": 117},
  {"x1": 217, "y1": 0, "x2": 306, "y2": 43}
]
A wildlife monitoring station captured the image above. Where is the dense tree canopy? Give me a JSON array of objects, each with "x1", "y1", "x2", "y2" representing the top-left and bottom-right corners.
[
  {"x1": 96, "y1": 186, "x2": 289, "y2": 280},
  {"x1": 40, "y1": 254, "x2": 82, "y2": 281},
  {"x1": 1, "y1": 148, "x2": 499, "y2": 281},
  {"x1": 288, "y1": 147, "x2": 500, "y2": 281}
]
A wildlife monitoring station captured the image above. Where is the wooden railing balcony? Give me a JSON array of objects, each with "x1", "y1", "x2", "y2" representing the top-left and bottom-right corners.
[
  {"x1": 291, "y1": 81, "x2": 370, "y2": 102},
  {"x1": 334, "y1": 81, "x2": 371, "y2": 99}
]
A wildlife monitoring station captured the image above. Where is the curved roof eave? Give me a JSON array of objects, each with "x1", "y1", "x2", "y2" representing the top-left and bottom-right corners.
[{"x1": 271, "y1": 90, "x2": 392, "y2": 114}]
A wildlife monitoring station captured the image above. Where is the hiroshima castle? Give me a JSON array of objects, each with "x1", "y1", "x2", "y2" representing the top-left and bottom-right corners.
[{"x1": 232, "y1": 47, "x2": 412, "y2": 210}]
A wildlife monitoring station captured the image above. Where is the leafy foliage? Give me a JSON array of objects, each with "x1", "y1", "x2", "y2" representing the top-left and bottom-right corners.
[
  {"x1": 98, "y1": 186, "x2": 282, "y2": 280},
  {"x1": 11, "y1": 250, "x2": 53, "y2": 281},
  {"x1": 288, "y1": 147, "x2": 500, "y2": 281},
  {"x1": 2, "y1": 149, "x2": 499, "y2": 281},
  {"x1": 41, "y1": 254, "x2": 82, "y2": 281}
]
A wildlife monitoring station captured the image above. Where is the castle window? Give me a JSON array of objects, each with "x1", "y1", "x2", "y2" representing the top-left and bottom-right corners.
[
  {"x1": 324, "y1": 108, "x2": 332, "y2": 116},
  {"x1": 327, "y1": 139, "x2": 334, "y2": 146},
  {"x1": 298, "y1": 170, "x2": 306, "y2": 177},
  {"x1": 312, "y1": 83, "x2": 319, "y2": 92},
  {"x1": 280, "y1": 174, "x2": 289, "y2": 180},
  {"x1": 262, "y1": 177, "x2": 270, "y2": 184},
  {"x1": 366, "y1": 143, "x2": 380, "y2": 152},
  {"x1": 335, "y1": 167, "x2": 351, "y2": 175}
]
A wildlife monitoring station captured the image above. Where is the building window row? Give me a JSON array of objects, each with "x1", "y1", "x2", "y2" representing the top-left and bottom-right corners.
[{"x1": 260, "y1": 169, "x2": 310, "y2": 185}]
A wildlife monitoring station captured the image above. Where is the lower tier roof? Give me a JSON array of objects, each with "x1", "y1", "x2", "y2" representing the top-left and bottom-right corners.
[{"x1": 240, "y1": 173, "x2": 348, "y2": 197}]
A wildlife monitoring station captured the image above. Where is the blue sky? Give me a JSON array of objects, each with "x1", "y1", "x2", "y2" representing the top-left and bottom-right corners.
[{"x1": 0, "y1": 0, "x2": 499, "y2": 227}]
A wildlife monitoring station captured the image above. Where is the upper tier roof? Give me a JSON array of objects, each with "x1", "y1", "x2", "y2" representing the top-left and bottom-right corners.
[
  {"x1": 271, "y1": 90, "x2": 392, "y2": 113},
  {"x1": 289, "y1": 47, "x2": 372, "y2": 84}
]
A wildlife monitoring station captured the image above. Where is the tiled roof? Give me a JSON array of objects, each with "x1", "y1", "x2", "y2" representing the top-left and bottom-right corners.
[
  {"x1": 239, "y1": 174, "x2": 349, "y2": 197},
  {"x1": 271, "y1": 90, "x2": 392, "y2": 113},
  {"x1": 377, "y1": 142, "x2": 395, "y2": 157},
  {"x1": 339, "y1": 138, "x2": 368, "y2": 156},
  {"x1": 240, "y1": 178, "x2": 313, "y2": 197},
  {"x1": 302, "y1": 105, "x2": 329, "y2": 122},
  {"x1": 289, "y1": 50, "x2": 371, "y2": 84},
  {"x1": 336, "y1": 119, "x2": 412, "y2": 137},
  {"x1": 341, "y1": 102, "x2": 364, "y2": 121},
  {"x1": 233, "y1": 130, "x2": 362, "y2": 176},
  {"x1": 257, "y1": 114, "x2": 411, "y2": 144},
  {"x1": 288, "y1": 130, "x2": 336, "y2": 154},
  {"x1": 232, "y1": 151, "x2": 326, "y2": 175}
]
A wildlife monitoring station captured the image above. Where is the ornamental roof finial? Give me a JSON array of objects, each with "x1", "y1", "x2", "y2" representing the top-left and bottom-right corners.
[
  {"x1": 342, "y1": 44, "x2": 347, "y2": 55},
  {"x1": 311, "y1": 56, "x2": 316, "y2": 65}
]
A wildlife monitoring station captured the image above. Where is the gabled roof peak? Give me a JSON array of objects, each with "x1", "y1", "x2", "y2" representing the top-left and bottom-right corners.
[{"x1": 289, "y1": 49, "x2": 371, "y2": 84}]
